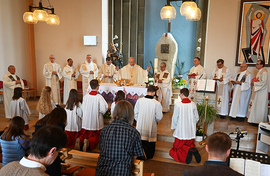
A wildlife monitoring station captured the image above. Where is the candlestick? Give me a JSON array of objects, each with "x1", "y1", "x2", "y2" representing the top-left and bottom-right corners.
[
  {"x1": 154, "y1": 58, "x2": 158, "y2": 73},
  {"x1": 145, "y1": 76, "x2": 148, "y2": 83},
  {"x1": 94, "y1": 73, "x2": 96, "y2": 79}
]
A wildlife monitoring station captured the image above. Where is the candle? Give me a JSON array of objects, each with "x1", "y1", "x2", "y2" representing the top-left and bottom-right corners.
[
  {"x1": 145, "y1": 76, "x2": 148, "y2": 83},
  {"x1": 154, "y1": 58, "x2": 158, "y2": 73},
  {"x1": 94, "y1": 73, "x2": 96, "y2": 79}
]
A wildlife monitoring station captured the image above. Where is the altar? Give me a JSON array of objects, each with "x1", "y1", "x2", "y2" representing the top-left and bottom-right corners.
[{"x1": 88, "y1": 83, "x2": 148, "y2": 107}]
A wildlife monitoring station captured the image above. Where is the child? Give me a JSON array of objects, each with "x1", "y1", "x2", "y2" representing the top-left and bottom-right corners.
[
  {"x1": 10, "y1": 87, "x2": 31, "y2": 130},
  {"x1": 36, "y1": 86, "x2": 56, "y2": 119},
  {"x1": 0, "y1": 116, "x2": 31, "y2": 167},
  {"x1": 65, "y1": 89, "x2": 83, "y2": 148},
  {"x1": 75, "y1": 79, "x2": 108, "y2": 152},
  {"x1": 111, "y1": 90, "x2": 125, "y2": 114}
]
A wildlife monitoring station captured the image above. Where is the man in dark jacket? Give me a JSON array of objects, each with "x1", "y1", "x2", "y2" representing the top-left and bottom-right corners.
[{"x1": 183, "y1": 132, "x2": 243, "y2": 176}]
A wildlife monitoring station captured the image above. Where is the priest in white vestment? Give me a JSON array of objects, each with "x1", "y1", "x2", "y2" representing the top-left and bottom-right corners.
[
  {"x1": 211, "y1": 59, "x2": 233, "y2": 118},
  {"x1": 75, "y1": 80, "x2": 108, "y2": 152},
  {"x1": 80, "y1": 54, "x2": 99, "y2": 96},
  {"x1": 229, "y1": 63, "x2": 252, "y2": 121},
  {"x1": 3, "y1": 65, "x2": 24, "y2": 119},
  {"x1": 156, "y1": 62, "x2": 172, "y2": 112},
  {"x1": 135, "y1": 85, "x2": 163, "y2": 159},
  {"x1": 117, "y1": 57, "x2": 150, "y2": 84},
  {"x1": 188, "y1": 57, "x2": 207, "y2": 100},
  {"x1": 43, "y1": 54, "x2": 62, "y2": 105},
  {"x1": 169, "y1": 88, "x2": 200, "y2": 164},
  {"x1": 248, "y1": 60, "x2": 268, "y2": 124},
  {"x1": 97, "y1": 57, "x2": 117, "y2": 83},
  {"x1": 62, "y1": 58, "x2": 79, "y2": 104}
]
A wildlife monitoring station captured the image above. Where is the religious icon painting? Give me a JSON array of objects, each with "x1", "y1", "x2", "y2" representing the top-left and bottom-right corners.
[{"x1": 236, "y1": 0, "x2": 270, "y2": 67}]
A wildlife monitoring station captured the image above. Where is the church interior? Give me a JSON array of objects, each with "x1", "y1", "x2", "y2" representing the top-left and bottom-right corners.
[{"x1": 1, "y1": 0, "x2": 270, "y2": 175}]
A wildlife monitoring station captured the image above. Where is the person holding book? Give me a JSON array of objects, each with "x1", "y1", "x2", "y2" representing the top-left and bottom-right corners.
[
  {"x1": 182, "y1": 132, "x2": 243, "y2": 176},
  {"x1": 229, "y1": 63, "x2": 252, "y2": 122},
  {"x1": 169, "y1": 88, "x2": 201, "y2": 164},
  {"x1": 188, "y1": 57, "x2": 207, "y2": 101},
  {"x1": 248, "y1": 60, "x2": 268, "y2": 125},
  {"x1": 211, "y1": 59, "x2": 233, "y2": 119}
]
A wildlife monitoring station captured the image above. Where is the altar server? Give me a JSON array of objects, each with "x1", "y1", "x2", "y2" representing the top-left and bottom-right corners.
[
  {"x1": 43, "y1": 54, "x2": 62, "y2": 105},
  {"x1": 75, "y1": 79, "x2": 108, "y2": 152},
  {"x1": 156, "y1": 62, "x2": 172, "y2": 112},
  {"x1": 10, "y1": 88, "x2": 31, "y2": 130},
  {"x1": 211, "y1": 59, "x2": 233, "y2": 118},
  {"x1": 62, "y1": 58, "x2": 79, "y2": 104},
  {"x1": 3, "y1": 65, "x2": 24, "y2": 119},
  {"x1": 135, "y1": 85, "x2": 163, "y2": 159},
  {"x1": 65, "y1": 89, "x2": 83, "y2": 148},
  {"x1": 117, "y1": 57, "x2": 150, "y2": 84},
  {"x1": 229, "y1": 63, "x2": 252, "y2": 121},
  {"x1": 36, "y1": 86, "x2": 56, "y2": 119},
  {"x1": 80, "y1": 54, "x2": 99, "y2": 95},
  {"x1": 111, "y1": 90, "x2": 125, "y2": 114},
  {"x1": 169, "y1": 88, "x2": 200, "y2": 164},
  {"x1": 248, "y1": 60, "x2": 268, "y2": 124},
  {"x1": 98, "y1": 57, "x2": 117, "y2": 83}
]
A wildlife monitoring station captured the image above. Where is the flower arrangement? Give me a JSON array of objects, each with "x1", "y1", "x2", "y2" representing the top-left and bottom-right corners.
[
  {"x1": 103, "y1": 110, "x2": 111, "y2": 119},
  {"x1": 196, "y1": 127, "x2": 204, "y2": 136},
  {"x1": 172, "y1": 60, "x2": 189, "y2": 89}
]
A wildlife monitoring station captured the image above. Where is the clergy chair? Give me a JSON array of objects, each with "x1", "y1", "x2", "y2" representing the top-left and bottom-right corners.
[
  {"x1": 0, "y1": 81, "x2": 4, "y2": 105},
  {"x1": 22, "y1": 79, "x2": 36, "y2": 100},
  {"x1": 77, "y1": 81, "x2": 83, "y2": 94}
]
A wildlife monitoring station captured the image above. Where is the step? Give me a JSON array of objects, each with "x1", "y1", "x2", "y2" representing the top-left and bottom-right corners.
[
  {"x1": 157, "y1": 134, "x2": 175, "y2": 143},
  {"x1": 172, "y1": 89, "x2": 180, "y2": 94}
]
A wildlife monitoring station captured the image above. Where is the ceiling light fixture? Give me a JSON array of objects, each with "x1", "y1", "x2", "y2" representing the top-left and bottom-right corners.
[{"x1": 23, "y1": 0, "x2": 60, "y2": 26}]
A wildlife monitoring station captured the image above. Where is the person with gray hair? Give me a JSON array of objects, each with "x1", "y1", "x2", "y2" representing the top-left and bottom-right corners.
[
  {"x1": 3, "y1": 65, "x2": 24, "y2": 119},
  {"x1": 96, "y1": 100, "x2": 143, "y2": 176},
  {"x1": 43, "y1": 54, "x2": 62, "y2": 105}
]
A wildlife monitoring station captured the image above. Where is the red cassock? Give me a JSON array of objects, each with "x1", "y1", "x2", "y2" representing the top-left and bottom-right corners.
[
  {"x1": 65, "y1": 131, "x2": 81, "y2": 148},
  {"x1": 78, "y1": 129, "x2": 101, "y2": 150},
  {"x1": 169, "y1": 138, "x2": 195, "y2": 163}
]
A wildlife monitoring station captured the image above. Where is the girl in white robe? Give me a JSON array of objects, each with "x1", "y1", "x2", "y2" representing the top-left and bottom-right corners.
[
  {"x1": 65, "y1": 89, "x2": 83, "y2": 148},
  {"x1": 111, "y1": 90, "x2": 125, "y2": 114},
  {"x1": 36, "y1": 86, "x2": 56, "y2": 119},
  {"x1": 10, "y1": 88, "x2": 31, "y2": 130}
]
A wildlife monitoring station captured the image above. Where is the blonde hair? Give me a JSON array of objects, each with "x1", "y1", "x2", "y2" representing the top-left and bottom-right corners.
[{"x1": 36, "y1": 86, "x2": 53, "y2": 115}]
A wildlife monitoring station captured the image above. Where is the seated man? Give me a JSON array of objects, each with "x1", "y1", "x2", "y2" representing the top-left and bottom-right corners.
[
  {"x1": 183, "y1": 132, "x2": 243, "y2": 176},
  {"x1": 76, "y1": 79, "x2": 108, "y2": 152},
  {"x1": 169, "y1": 88, "x2": 201, "y2": 164},
  {"x1": 135, "y1": 85, "x2": 163, "y2": 159},
  {"x1": 0, "y1": 126, "x2": 68, "y2": 176},
  {"x1": 96, "y1": 100, "x2": 143, "y2": 176}
]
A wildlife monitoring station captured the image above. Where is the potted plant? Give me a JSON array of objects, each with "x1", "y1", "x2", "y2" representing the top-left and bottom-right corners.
[
  {"x1": 172, "y1": 60, "x2": 189, "y2": 89},
  {"x1": 195, "y1": 127, "x2": 204, "y2": 142},
  {"x1": 196, "y1": 100, "x2": 219, "y2": 140}
]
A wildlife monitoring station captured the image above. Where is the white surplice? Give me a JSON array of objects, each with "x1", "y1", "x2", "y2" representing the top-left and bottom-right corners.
[
  {"x1": 189, "y1": 65, "x2": 207, "y2": 79},
  {"x1": 65, "y1": 103, "x2": 83, "y2": 132},
  {"x1": 111, "y1": 102, "x2": 116, "y2": 114},
  {"x1": 62, "y1": 65, "x2": 80, "y2": 104},
  {"x1": 3, "y1": 72, "x2": 24, "y2": 119},
  {"x1": 171, "y1": 101, "x2": 199, "y2": 140},
  {"x1": 229, "y1": 70, "x2": 252, "y2": 118},
  {"x1": 134, "y1": 97, "x2": 163, "y2": 142},
  {"x1": 156, "y1": 70, "x2": 172, "y2": 112},
  {"x1": 10, "y1": 97, "x2": 31, "y2": 125},
  {"x1": 248, "y1": 69, "x2": 268, "y2": 124},
  {"x1": 81, "y1": 94, "x2": 108, "y2": 130},
  {"x1": 38, "y1": 100, "x2": 56, "y2": 119},
  {"x1": 43, "y1": 62, "x2": 62, "y2": 104},
  {"x1": 80, "y1": 61, "x2": 99, "y2": 96},
  {"x1": 211, "y1": 67, "x2": 233, "y2": 116},
  {"x1": 98, "y1": 63, "x2": 117, "y2": 83},
  {"x1": 118, "y1": 64, "x2": 148, "y2": 84}
]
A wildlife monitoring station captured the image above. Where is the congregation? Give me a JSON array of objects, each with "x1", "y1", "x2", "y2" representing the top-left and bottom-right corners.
[{"x1": 0, "y1": 52, "x2": 268, "y2": 176}]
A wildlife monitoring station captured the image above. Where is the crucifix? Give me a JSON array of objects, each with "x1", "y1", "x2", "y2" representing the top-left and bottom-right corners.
[{"x1": 217, "y1": 98, "x2": 221, "y2": 104}]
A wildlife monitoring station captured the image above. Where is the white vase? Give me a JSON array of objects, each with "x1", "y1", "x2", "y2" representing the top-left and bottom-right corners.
[{"x1": 195, "y1": 136, "x2": 203, "y2": 142}]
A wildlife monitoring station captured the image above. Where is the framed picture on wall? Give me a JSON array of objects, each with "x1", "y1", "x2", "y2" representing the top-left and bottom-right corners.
[{"x1": 235, "y1": 0, "x2": 270, "y2": 67}]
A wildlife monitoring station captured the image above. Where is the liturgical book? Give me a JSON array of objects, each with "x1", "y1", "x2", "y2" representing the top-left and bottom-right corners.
[
  {"x1": 230, "y1": 158, "x2": 270, "y2": 176},
  {"x1": 196, "y1": 79, "x2": 216, "y2": 93}
]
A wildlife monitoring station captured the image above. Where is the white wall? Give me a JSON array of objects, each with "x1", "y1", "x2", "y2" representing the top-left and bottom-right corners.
[
  {"x1": 0, "y1": 0, "x2": 30, "y2": 85},
  {"x1": 34, "y1": 0, "x2": 103, "y2": 95},
  {"x1": 204, "y1": 0, "x2": 270, "y2": 78}
]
